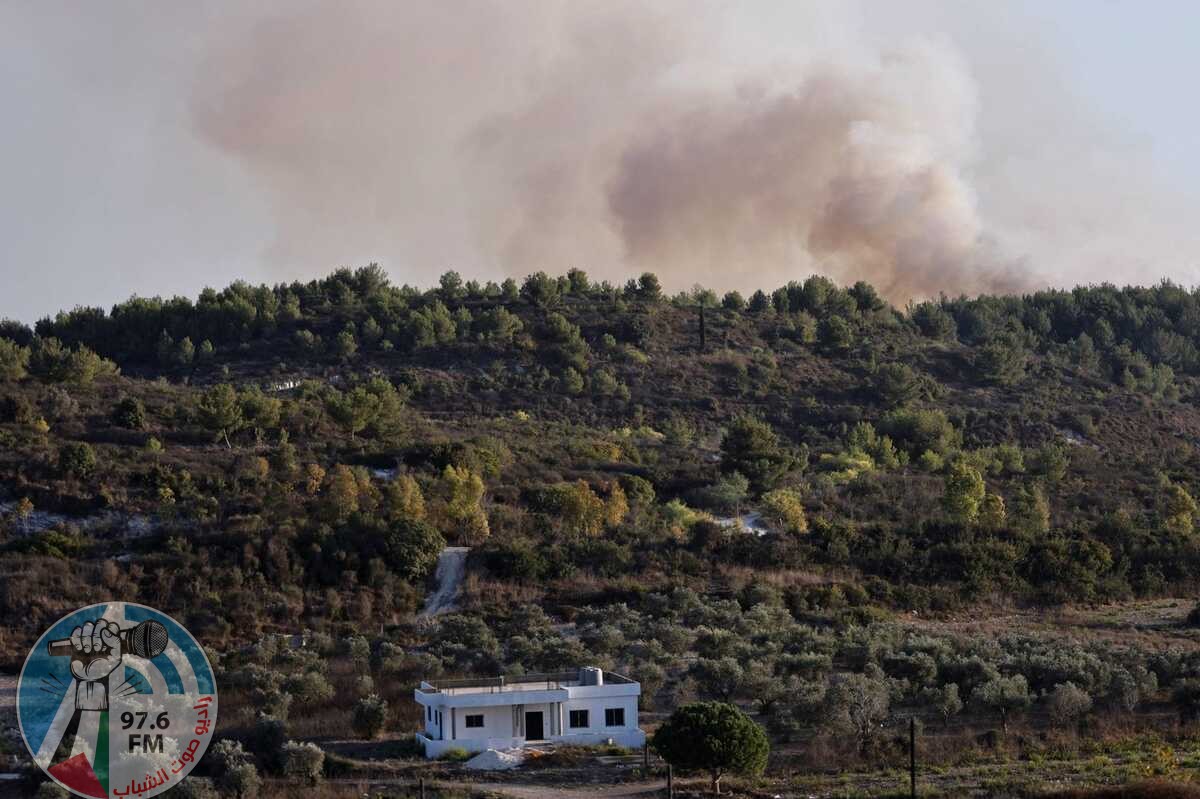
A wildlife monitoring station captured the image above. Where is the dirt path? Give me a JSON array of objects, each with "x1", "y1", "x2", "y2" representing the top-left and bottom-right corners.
[
  {"x1": 420, "y1": 546, "x2": 470, "y2": 616},
  {"x1": 327, "y1": 778, "x2": 669, "y2": 798},
  {"x1": 467, "y1": 780, "x2": 667, "y2": 798},
  {"x1": 714, "y1": 511, "x2": 769, "y2": 536}
]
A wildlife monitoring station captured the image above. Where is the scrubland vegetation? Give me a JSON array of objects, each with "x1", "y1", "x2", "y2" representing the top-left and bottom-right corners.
[{"x1": 6, "y1": 266, "x2": 1200, "y2": 795}]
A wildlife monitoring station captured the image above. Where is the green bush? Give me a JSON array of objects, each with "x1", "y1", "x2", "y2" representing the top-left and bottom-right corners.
[
  {"x1": 58, "y1": 441, "x2": 97, "y2": 479},
  {"x1": 352, "y1": 694, "x2": 389, "y2": 739},
  {"x1": 281, "y1": 740, "x2": 325, "y2": 784},
  {"x1": 282, "y1": 670, "x2": 335, "y2": 704},
  {"x1": 112, "y1": 397, "x2": 147, "y2": 430}
]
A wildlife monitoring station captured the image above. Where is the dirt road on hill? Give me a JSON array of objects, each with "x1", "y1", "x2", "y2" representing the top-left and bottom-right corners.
[{"x1": 420, "y1": 546, "x2": 470, "y2": 616}]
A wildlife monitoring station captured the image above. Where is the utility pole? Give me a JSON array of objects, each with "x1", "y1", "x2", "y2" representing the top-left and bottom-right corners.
[
  {"x1": 909, "y1": 716, "x2": 917, "y2": 799},
  {"x1": 667, "y1": 763, "x2": 674, "y2": 798},
  {"x1": 419, "y1": 776, "x2": 426, "y2": 799}
]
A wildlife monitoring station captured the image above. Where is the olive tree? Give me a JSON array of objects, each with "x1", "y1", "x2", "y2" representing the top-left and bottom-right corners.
[
  {"x1": 1047, "y1": 682, "x2": 1092, "y2": 728},
  {"x1": 825, "y1": 672, "x2": 891, "y2": 754},
  {"x1": 1173, "y1": 679, "x2": 1200, "y2": 723},
  {"x1": 922, "y1": 683, "x2": 963, "y2": 726},
  {"x1": 281, "y1": 740, "x2": 325, "y2": 785},
  {"x1": 210, "y1": 740, "x2": 260, "y2": 798},
  {"x1": 352, "y1": 694, "x2": 388, "y2": 739},
  {"x1": 975, "y1": 674, "x2": 1031, "y2": 734},
  {"x1": 282, "y1": 671, "x2": 335, "y2": 704},
  {"x1": 689, "y1": 657, "x2": 746, "y2": 703}
]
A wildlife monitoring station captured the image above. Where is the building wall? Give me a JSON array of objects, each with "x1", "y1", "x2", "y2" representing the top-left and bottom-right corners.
[
  {"x1": 419, "y1": 701, "x2": 564, "y2": 744},
  {"x1": 561, "y1": 695, "x2": 638, "y2": 736},
  {"x1": 420, "y1": 702, "x2": 443, "y2": 740},
  {"x1": 418, "y1": 733, "x2": 525, "y2": 758},
  {"x1": 417, "y1": 727, "x2": 645, "y2": 758},
  {"x1": 448, "y1": 703, "x2": 517, "y2": 742},
  {"x1": 553, "y1": 728, "x2": 646, "y2": 749}
]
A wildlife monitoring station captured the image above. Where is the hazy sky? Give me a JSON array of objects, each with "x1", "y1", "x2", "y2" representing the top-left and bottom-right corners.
[{"x1": 3, "y1": 1, "x2": 1200, "y2": 321}]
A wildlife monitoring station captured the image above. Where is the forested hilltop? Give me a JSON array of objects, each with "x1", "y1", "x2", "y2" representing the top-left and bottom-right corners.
[
  {"x1": 7, "y1": 266, "x2": 1200, "y2": 608},
  {"x1": 6, "y1": 267, "x2": 1200, "y2": 792}
]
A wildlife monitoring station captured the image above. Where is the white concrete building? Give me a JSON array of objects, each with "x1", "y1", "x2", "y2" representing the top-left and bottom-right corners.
[{"x1": 414, "y1": 667, "x2": 644, "y2": 757}]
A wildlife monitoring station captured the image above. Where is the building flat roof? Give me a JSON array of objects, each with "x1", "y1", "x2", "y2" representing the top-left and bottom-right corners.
[{"x1": 417, "y1": 670, "x2": 636, "y2": 696}]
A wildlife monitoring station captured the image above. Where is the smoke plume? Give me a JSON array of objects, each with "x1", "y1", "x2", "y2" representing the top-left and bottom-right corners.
[
  {"x1": 605, "y1": 42, "x2": 1031, "y2": 300},
  {"x1": 187, "y1": 1, "x2": 1039, "y2": 302},
  {"x1": 11, "y1": 1, "x2": 1200, "y2": 321}
]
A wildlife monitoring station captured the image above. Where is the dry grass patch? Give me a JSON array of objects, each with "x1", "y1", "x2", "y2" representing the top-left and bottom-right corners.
[{"x1": 1044, "y1": 781, "x2": 1200, "y2": 799}]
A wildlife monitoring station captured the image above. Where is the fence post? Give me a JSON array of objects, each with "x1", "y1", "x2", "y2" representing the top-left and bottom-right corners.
[
  {"x1": 419, "y1": 776, "x2": 426, "y2": 799},
  {"x1": 667, "y1": 763, "x2": 674, "y2": 798},
  {"x1": 644, "y1": 744, "x2": 649, "y2": 770},
  {"x1": 909, "y1": 716, "x2": 916, "y2": 799}
]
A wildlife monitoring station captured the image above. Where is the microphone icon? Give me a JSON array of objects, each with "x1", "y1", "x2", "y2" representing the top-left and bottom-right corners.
[{"x1": 47, "y1": 619, "x2": 169, "y2": 660}]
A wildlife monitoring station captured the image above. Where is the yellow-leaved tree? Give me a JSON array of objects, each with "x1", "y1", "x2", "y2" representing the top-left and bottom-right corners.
[
  {"x1": 385, "y1": 473, "x2": 426, "y2": 521},
  {"x1": 760, "y1": 488, "x2": 807, "y2": 534},
  {"x1": 1165, "y1": 483, "x2": 1198, "y2": 536},
  {"x1": 943, "y1": 461, "x2": 985, "y2": 525},
  {"x1": 431, "y1": 465, "x2": 489, "y2": 544}
]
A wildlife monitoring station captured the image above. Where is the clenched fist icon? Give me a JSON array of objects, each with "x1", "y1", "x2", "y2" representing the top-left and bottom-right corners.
[{"x1": 68, "y1": 620, "x2": 123, "y2": 711}]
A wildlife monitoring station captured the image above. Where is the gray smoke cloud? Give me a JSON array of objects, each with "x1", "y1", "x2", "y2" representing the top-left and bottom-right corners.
[
  {"x1": 189, "y1": 1, "x2": 1031, "y2": 302},
  {"x1": 605, "y1": 42, "x2": 1030, "y2": 300},
  {"x1": 7, "y1": 1, "x2": 1200, "y2": 321}
]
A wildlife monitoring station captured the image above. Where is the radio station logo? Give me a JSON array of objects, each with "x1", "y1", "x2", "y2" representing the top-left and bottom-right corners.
[{"x1": 17, "y1": 602, "x2": 218, "y2": 798}]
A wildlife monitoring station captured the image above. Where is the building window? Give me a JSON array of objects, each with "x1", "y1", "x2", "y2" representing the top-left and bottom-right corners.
[
  {"x1": 605, "y1": 708, "x2": 625, "y2": 727},
  {"x1": 427, "y1": 707, "x2": 432, "y2": 722},
  {"x1": 465, "y1": 714, "x2": 484, "y2": 729},
  {"x1": 569, "y1": 709, "x2": 589, "y2": 729}
]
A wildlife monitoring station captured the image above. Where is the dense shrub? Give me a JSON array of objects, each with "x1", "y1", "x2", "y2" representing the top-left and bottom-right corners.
[
  {"x1": 352, "y1": 694, "x2": 389, "y2": 739},
  {"x1": 652, "y1": 701, "x2": 769, "y2": 794}
]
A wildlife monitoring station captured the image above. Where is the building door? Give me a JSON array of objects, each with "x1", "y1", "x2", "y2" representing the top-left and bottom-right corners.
[{"x1": 524, "y1": 711, "x2": 544, "y2": 740}]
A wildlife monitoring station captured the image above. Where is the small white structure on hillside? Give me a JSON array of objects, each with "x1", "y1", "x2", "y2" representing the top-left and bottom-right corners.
[{"x1": 414, "y1": 666, "x2": 644, "y2": 757}]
